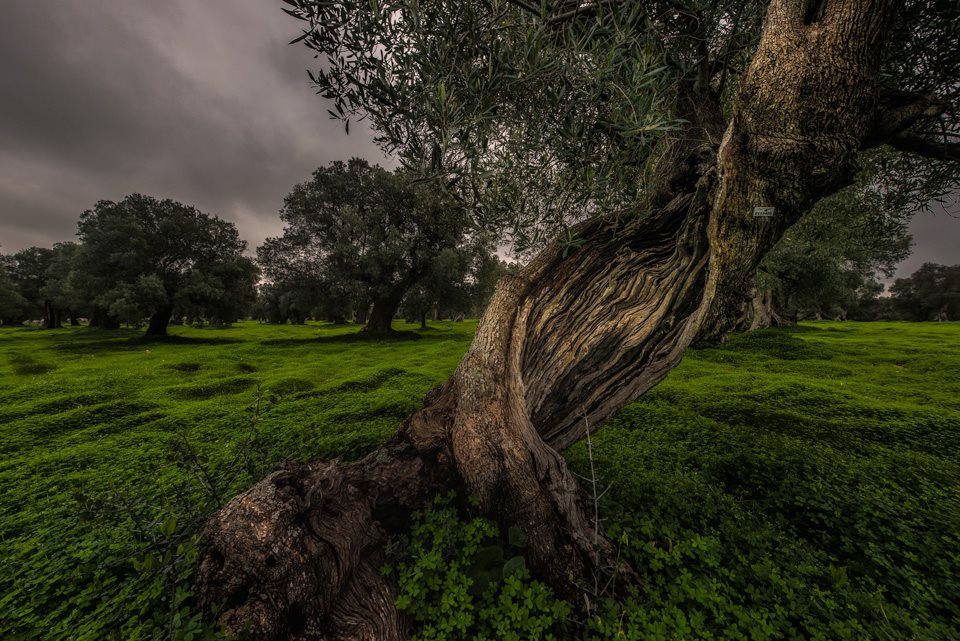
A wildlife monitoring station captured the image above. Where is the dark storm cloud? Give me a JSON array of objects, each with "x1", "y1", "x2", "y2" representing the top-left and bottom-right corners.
[
  {"x1": 0, "y1": 1, "x2": 957, "y2": 275},
  {"x1": 0, "y1": 0, "x2": 385, "y2": 254},
  {"x1": 894, "y1": 195, "x2": 960, "y2": 279}
]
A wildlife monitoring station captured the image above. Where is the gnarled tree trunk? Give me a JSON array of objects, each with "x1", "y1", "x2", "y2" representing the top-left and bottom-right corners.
[{"x1": 197, "y1": 2, "x2": 905, "y2": 638}]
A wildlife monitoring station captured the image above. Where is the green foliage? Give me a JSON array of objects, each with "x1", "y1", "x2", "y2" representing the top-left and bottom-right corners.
[
  {"x1": 391, "y1": 495, "x2": 571, "y2": 641},
  {"x1": 568, "y1": 323, "x2": 960, "y2": 641},
  {"x1": 76, "y1": 194, "x2": 258, "y2": 332},
  {"x1": 890, "y1": 262, "x2": 960, "y2": 321},
  {"x1": 284, "y1": 0, "x2": 684, "y2": 249},
  {"x1": 257, "y1": 159, "x2": 484, "y2": 328},
  {"x1": 757, "y1": 172, "x2": 914, "y2": 322},
  {"x1": 1, "y1": 320, "x2": 959, "y2": 639}
]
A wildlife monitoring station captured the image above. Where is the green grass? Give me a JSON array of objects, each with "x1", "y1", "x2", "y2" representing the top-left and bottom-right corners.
[
  {"x1": 568, "y1": 323, "x2": 960, "y2": 640},
  {"x1": 1, "y1": 321, "x2": 958, "y2": 639}
]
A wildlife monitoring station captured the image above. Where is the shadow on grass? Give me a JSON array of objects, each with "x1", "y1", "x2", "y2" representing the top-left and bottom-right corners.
[
  {"x1": 695, "y1": 325, "x2": 833, "y2": 361},
  {"x1": 260, "y1": 330, "x2": 425, "y2": 347},
  {"x1": 52, "y1": 332, "x2": 243, "y2": 353},
  {"x1": 8, "y1": 353, "x2": 57, "y2": 375}
]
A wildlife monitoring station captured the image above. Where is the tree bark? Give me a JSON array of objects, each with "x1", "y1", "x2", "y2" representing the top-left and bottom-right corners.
[
  {"x1": 353, "y1": 305, "x2": 369, "y2": 325},
  {"x1": 365, "y1": 294, "x2": 402, "y2": 333},
  {"x1": 146, "y1": 305, "x2": 173, "y2": 337},
  {"x1": 419, "y1": 311, "x2": 427, "y2": 329},
  {"x1": 41, "y1": 301, "x2": 59, "y2": 329},
  {"x1": 748, "y1": 286, "x2": 774, "y2": 330},
  {"x1": 197, "y1": 2, "x2": 901, "y2": 638}
]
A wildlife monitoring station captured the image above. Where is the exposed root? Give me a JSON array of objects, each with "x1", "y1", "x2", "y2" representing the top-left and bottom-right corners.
[{"x1": 196, "y1": 440, "x2": 439, "y2": 640}]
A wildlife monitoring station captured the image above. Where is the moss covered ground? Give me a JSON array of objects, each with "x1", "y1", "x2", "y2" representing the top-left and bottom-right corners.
[{"x1": 1, "y1": 321, "x2": 957, "y2": 639}]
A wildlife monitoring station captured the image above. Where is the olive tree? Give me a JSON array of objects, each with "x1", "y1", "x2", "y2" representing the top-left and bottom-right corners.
[
  {"x1": 258, "y1": 159, "x2": 475, "y2": 332},
  {"x1": 197, "y1": 1, "x2": 960, "y2": 637},
  {"x1": 748, "y1": 170, "x2": 913, "y2": 325},
  {"x1": 76, "y1": 194, "x2": 256, "y2": 336}
]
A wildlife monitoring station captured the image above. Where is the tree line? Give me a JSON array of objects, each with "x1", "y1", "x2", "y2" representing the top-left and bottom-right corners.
[
  {"x1": 0, "y1": 159, "x2": 510, "y2": 335},
  {"x1": 3, "y1": 156, "x2": 952, "y2": 334}
]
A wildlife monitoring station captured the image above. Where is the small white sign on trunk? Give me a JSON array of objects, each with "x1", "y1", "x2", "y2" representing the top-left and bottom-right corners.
[{"x1": 753, "y1": 206, "x2": 776, "y2": 218}]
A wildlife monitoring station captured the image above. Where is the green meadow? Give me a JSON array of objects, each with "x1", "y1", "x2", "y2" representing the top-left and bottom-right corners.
[{"x1": 1, "y1": 321, "x2": 958, "y2": 640}]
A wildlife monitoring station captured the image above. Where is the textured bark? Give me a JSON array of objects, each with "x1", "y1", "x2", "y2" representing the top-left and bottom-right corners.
[
  {"x1": 365, "y1": 293, "x2": 402, "y2": 333},
  {"x1": 198, "y1": 1, "x2": 900, "y2": 638},
  {"x1": 746, "y1": 286, "x2": 793, "y2": 330},
  {"x1": 41, "y1": 301, "x2": 60, "y2": 329},
  {"x1": 353, "y1": 305, "x2": 368, "y2": 325},
  {"x1": 747, "y1": 286, "x2": 772, "y2": 330}
]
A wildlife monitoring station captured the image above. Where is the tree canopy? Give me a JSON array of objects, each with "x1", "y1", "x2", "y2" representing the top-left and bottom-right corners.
[
  {"x1": 258, "y1": 159, "x2": 483, "y2": 332},
  {"x1": 751, "y1": 163, "x2": 914, "y2": 324},
  {"x1": 76, "y1": 194, "x2": 258, "y2": 335},
  {"x1": 285, "y1": 0, "x2": 959, "y2": 250},
  {"x1": 890, "y1": 262, "x2": 960, "y2": 321}
]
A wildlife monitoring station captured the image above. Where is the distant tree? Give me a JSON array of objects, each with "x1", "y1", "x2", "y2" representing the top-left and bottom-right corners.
[
  {"x1": 0, "y1": 253, "x2": 29, "y2": 325},
  {"x1": 890, "y1": 263, "x2": 960, "y2": 321},
  {"x1": 465, "y1": 252, "x2": 514, "y2": 319},
  {"x1": 41, "y1": 243, "x2": 87, "y2": 326},
  {"x1": 254, "y1": 240, "x2": 360, "y2": 324},
  {"x1": 177, "y1": 257, "x2": 260, "y2": 326},
  {"x1": 260, "y1": 159, "x2": 473, "y2": 333},
  {"x1": 747, "y1": 178, "x2": 913, "y2": 326},
  {"x1": 7, "y1": 247, "x2": 58, "y2": 327},
  {"x1": 76, "y1": 194, "x2": 255, "y2": 336},
  {"x1": 252, "y1": 282, "x2": 316, "y2": 324},
  {"x1": 401, "y1": 247, "x2": 476, "y2": 327}
]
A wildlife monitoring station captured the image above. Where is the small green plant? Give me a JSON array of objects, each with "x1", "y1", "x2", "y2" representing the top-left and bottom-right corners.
[{"x1": 390, "y1": 494, "x2": 571, "y2": 641}]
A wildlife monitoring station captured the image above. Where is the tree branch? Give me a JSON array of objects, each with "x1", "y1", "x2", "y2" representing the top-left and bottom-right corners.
[
  {"x1": 545, "y1": 0, "x2": 624, "y2": 25},
  {"x1": 888, "y1": 134, "x2": 960, "y2": 163},
  {"x1": 503, "y1": 0, "x2": 629, "y2": 25},
  {"x1": 504, "y1": 0, "x2": 543, "y2": 17},
  {"x1": 865, "y1": 91, "x2": 950, "y2": 145}
]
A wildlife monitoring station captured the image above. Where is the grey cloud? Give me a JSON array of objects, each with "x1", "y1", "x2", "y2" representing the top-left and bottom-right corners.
[
  {"x1": 894, "y1": 196, "x2": 960, "y2": 279},
  {"x1": 0, "y1": 0, "x2": 385, "y2": 254}
]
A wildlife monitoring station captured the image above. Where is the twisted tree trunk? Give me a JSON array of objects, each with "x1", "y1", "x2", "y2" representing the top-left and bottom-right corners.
[{"x1": 197, "y1": 1, "x2": 902, "y2": 638}]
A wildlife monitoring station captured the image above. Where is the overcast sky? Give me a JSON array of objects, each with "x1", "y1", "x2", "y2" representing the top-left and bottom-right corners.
[
  {"x1": 0, "y1": 0, "x2": 385, "y2": 255},
  {"x1": 0, "y1": 0, "x2": 957, "y2": 281}
]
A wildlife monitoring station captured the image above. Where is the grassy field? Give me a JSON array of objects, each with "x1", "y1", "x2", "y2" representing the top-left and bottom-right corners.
[{"x1": 1, "y1": 321, "x2": 958, "y2": 640}]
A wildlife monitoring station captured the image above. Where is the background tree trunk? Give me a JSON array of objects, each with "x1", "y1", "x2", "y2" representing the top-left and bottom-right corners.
[
  {"x1": 41, "y1": 301, "x2": 59, "y2": 329},
  {"x1": 365, "y1": 294, "x2": 402, "y2": 333},
  {"x1": 197, "y1": 1, "x2": 898, "y2": 638},
  {"x1": 750, "y1": 288, "x2": 772, "y2": 329},
  {"x1": 146, "y1": 305, "x2": 173, "y2": 337}
]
